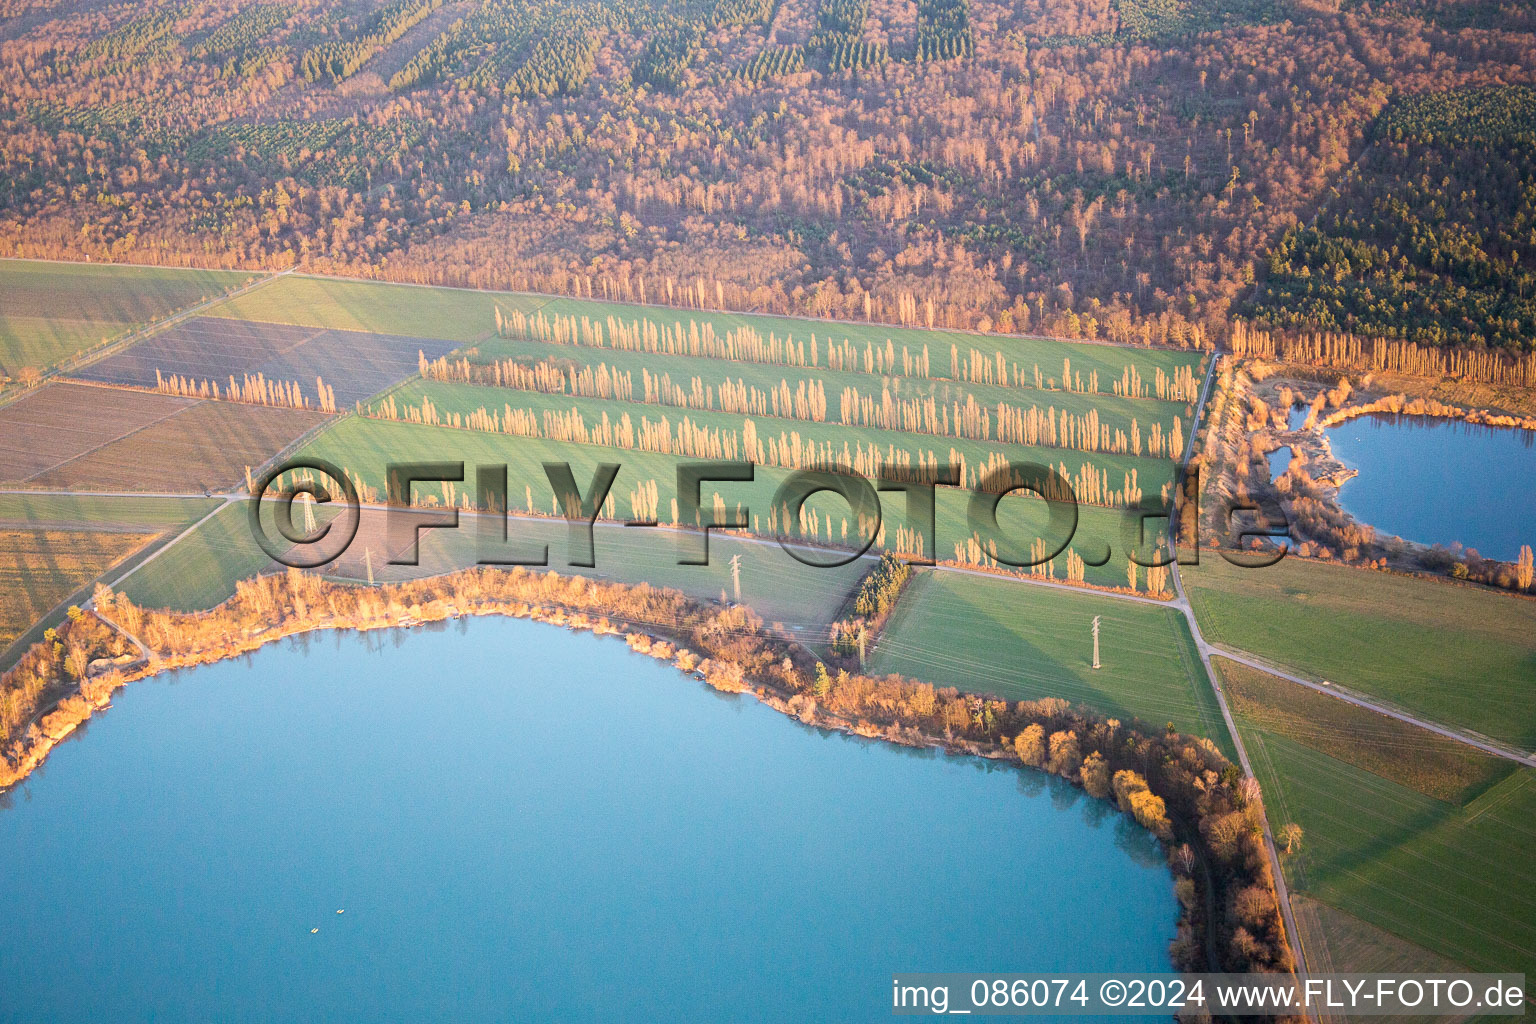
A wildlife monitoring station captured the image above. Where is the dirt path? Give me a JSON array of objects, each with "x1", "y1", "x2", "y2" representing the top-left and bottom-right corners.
[{"x1": 0, "y1": 265, "x2": 296, "y2": 411}]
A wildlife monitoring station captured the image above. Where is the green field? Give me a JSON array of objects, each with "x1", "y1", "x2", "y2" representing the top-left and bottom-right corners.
[
  {"x1": 1292, "y1": 895, "x2": 1468, "y2": 979},
  {"x1": 1217, "y1": 658, "x2": 1512, "y2": 803},
  {"x1": 359, "y1": 515, "x2": 870, "y2": 633},
  {"x1": 117, "y1": 500, "x2": 274, "y2": 612},
  {"x1": 462, "y1": 335, "x2": 1194, "y2": 439},
  {"x1": 0, "y1": 493, "x2": 221, "y2": 530},
  {"x1": 380, "y1": 378, "x2": 1177, "y2": 501},
  {"x1": 0, "y1": 260, "x2": 256, "y2": 376},
  {"x1": 1239, "y1": 725, "x2": 1536, "y2": 974},
  {"x1": 206, "y1": 274, "x2": 504, "y2": 341},
  {"x1": 1214, "y1": 658, "x2": 1534, "y2": 988},
  {"x1": 107, "y1": 490, "x2": 869, "y2": 630},
  {"x1": 869, "y1": 570, "x2": 1229, "y2": 748},
  {"x1": 206, "y1": 274, "x2": 1205, "y2": 386},
  {"x1": 297, "y1": 415, "x2": 1175, "y2": 593},
  {"x1": 1184, "y1": 557, "x2": 1536, "y2": 750}
]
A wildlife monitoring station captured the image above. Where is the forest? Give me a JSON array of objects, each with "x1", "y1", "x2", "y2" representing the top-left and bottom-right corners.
[
  {"x1": 2, "y1": 0, "x2": 1533, "y2": 351},
  {"x1": 1246, "y1": 85, "x2": 1536, "y2": 352}
]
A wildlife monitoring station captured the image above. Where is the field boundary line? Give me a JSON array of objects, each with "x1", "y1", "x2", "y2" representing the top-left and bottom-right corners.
[
  {"x1": 1461, "y1": 770, "x2": 1533, "y2": 825},
  {"x1": 16, "y1": 394, "x2": 204, "y2": 485},
  {"x1": 104, "y1": 497, "x2": 240, "y2": 593},
  {"x1": 0, "y1": 266, "x2": 292, "y2": 410},
  {"x1": 277, "y1": 269, "x2": 1206, "y2": 357}
]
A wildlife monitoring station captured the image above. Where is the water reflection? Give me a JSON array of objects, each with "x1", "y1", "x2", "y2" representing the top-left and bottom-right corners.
[
  {"x1": 0, "y1": 616, "x2": 1176, "y2": 1022},
  {"x1": 1326, "y1": 413, "x2": 1536, "y2": 560}
]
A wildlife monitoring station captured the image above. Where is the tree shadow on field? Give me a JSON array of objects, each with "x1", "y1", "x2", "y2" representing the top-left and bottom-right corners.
[{"x1": 925, "y1": 576, "x2": 1136, "y2": 723}]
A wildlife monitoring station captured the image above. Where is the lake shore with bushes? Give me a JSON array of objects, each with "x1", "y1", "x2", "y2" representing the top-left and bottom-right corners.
[{"x1": 0, "y1": 565, "x2": 1296, "y2": 987}]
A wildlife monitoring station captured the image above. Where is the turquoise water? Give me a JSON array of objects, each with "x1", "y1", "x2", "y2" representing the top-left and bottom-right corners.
[
  {"x1": 1324, "y1": 414, "x2": 1536, "y2": 561},
  {"x1": 0, "y1": 617, "x2": 1174, "y2": 1022}
]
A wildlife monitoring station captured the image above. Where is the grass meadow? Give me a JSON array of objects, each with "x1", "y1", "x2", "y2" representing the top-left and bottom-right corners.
[
  {"x1": 0, "y1": 260, "x2": 254, "y2": 376},
  {"x1": 297, "y1": 415, "x2": 1176, "y2": 593},
  {"x1": 1213, "y1": 656, "x2": 1534, "y2": 976},
  {"x1": 1290, "y1": 895, "x2": 1467, "y2": 981},
  {"x1": 1185, "y1": 556, "x2": 1536, "y2": 750},
  {"x1": 870, "y1": 570, "x2": 1230, "y2": 749},
  {"x1": 1217, "y1": 659, "x2": 1513, "y2": 803},
  {"x1": 112, "y1": 494, "x2": 869, "y2": 635},
  {"x1": 1238, "y1": 721, "x2": 1536, "y2": 974},
  {"x1": 341, "y1": 512, "x2": 872, "y2": 633},
  {"x1": 205, "y1": 274, "x2": 1205, "y2": 387},
  {"x1": 0, "y1": 493, "x2": 221, "y2": 529},
  {"x1": 117, "y1": 501, "x2": 275, "y2": 612}
]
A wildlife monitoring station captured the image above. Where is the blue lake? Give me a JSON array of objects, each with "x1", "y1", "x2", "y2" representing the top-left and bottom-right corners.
[
  {"x1": 0, "y1": 616, "x2": 1175, "y2": 1023},
  {"x1": 1321, "y1": 414, "x2": 1536, "y2": 561}
]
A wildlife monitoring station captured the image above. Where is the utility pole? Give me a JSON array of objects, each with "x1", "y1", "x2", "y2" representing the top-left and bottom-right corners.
[
  {"x1": 729, "y1": 554, "x2": 742, "y2": 604},
  {"x1": 1092, "y1": 615, "x2": 1101, "y2": 670}
]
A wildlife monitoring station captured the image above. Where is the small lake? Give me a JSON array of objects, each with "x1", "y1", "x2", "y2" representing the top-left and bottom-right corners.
[
  {"x1": 0, "y1": 617, "x2": 1174, "y2": 1022},
  {"x1": 1319, "y1": 414, "x2": 1536, "y2": 561}
]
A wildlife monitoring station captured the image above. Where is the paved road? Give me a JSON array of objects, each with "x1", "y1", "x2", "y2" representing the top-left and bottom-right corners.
[
  {"x1": 1194, "y1": 643, "x2": 1536, "y2": 768},
  {"x1": 7, "y1": 291, "x2": 1520, "y2": 997},
  {"x1": 1162, "y1": 353, "x2": 1315, "y2": 1003}
]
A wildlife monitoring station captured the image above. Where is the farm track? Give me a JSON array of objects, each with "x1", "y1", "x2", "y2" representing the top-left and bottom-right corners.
[
  {"x1": 0, "y1": 264, "x2": 293, "y2": 411},
  {"x1": 15, "y1": 387, "x2": 200, "y2": 485},
  {"x1": 1164, "y1": 355, "x2": 1314, "y2": 1007},
  {"x1": 7, "y1": 262, "x2": 1528, "y2": 998}
]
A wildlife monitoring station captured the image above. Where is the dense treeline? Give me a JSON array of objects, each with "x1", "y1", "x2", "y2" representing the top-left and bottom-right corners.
[
  {"x1": 740, "y1": 44, "x2": 805, "y2": 81},
  {"x1": 189, "y1": 3, "x2": 292, "y2": 64},
  {"x1": 631, "y1": 23, "x2": 702, "y2": 91},
  {"x1": 1110, "y1": 0, "x2": 1280, "y2": 41},
  {"x1": 387, "y1": 1, "x2": 542, "y2": 91},
  {"x1": 808, "y1": 0, "x2": 890, "y2": 69},
  {"x1": 300, "y1": 0, "x2": 445, "y2": 83},
  {"x1": 1230, "y1": 324, "x2": 1536, "y2": 386},
  {"x1": 506, "y1": 23, "x2": 602, "y2": 97},
  {"x1": 1, "y1": 569, "x2": 1296, "y2": 980},
  {"x1": 80, "y1": 4, "x2": 187, "y2": 62},
  {"x1": 709, "y1": 0, "x2": 775, "y2": 28},
  {"x1": 0, "y1": 607, "x2": 126, "y2": 755},
  {"x1": 830, "y1": 551, "x2": 912, "y2": 658},
  {"x1": 914, "y1": 0, "x2": 972, "y2": 60},
  {"x1": 1247, "y1": 86, "x2": 1536, "y2": 352}
]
